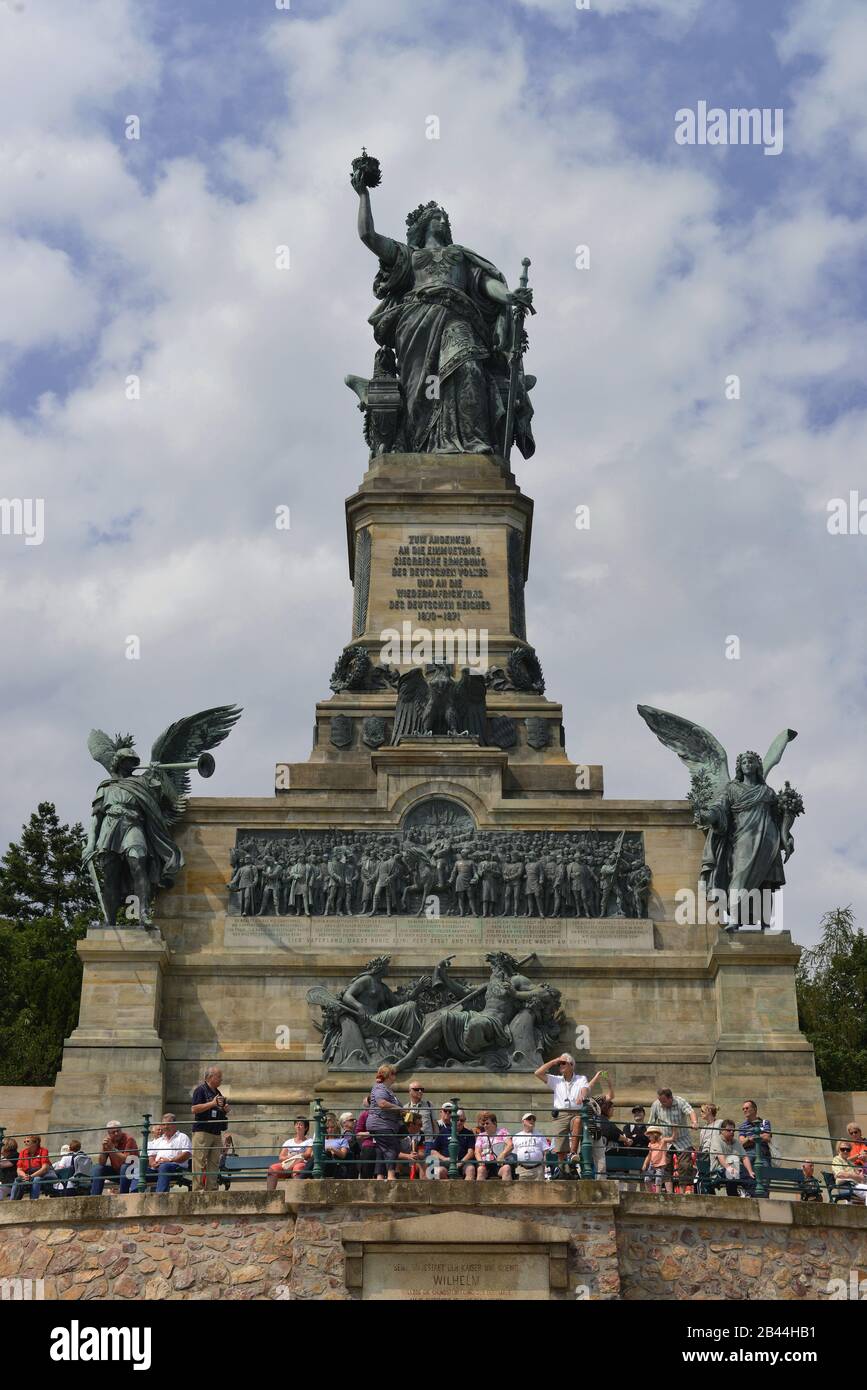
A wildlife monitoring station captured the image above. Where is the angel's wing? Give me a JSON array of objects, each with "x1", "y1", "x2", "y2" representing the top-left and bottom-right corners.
[
  {"x1": 391, "y1": 667, "x2": 428, "y2": 743},
  {"x1": 763, "y1": 728, "x2": 798, "y2": 779},
  {"x1": 455, "y1": 669, "x2": 488, "y2": 744},
  {"x1": 637, "y1": 704, "x2": 730, "y2": 796},
  {"x1": 149, "y1": 704, "x2": 242, "y2": 817},
  {"x1": 344, "y1": 374, "x2": 369, "y2": 407},
  {"x1": 87, "y1": 729, "x2": 118, "y2": 774}
]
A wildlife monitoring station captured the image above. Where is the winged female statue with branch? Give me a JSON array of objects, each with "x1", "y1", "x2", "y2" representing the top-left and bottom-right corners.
[
  {"x1": 637, "y1": 705, "x2": 804, "y2": 931},
  {"x1": 83, "y1": 704, "x2": 242, "y2": 926}
]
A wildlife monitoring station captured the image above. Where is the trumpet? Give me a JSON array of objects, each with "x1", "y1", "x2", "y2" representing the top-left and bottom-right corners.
[{"x1": 140, "y1": 753, "x2": 216, "y2": 779}]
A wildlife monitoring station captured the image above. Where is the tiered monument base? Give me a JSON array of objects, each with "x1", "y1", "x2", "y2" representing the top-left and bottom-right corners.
[
  {"x1": 50, "y1": 808, "x2": 829, "y2": 1163},
  {"x1": 49, "y1": 449, "x2": 829, "y2": 1162}
]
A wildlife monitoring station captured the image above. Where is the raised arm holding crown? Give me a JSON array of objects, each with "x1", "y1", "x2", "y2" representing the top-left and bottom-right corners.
[{"x1": 347, "y1": 150, "x2": 536, "y2": 459}]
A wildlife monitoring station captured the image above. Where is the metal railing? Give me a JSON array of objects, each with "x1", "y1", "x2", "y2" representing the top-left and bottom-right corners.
[{"x1": 0, "y1": 1104, "x2": 856, "y2": 1199}]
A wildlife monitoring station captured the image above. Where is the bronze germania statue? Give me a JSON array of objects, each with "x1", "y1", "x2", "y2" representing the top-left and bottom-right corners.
[
  {"x1": 84, "y1": 705, "x2": 241, "y2": 926},
  {"x1": 345, "y1": 150, "x2": 536, "y2": 461}
]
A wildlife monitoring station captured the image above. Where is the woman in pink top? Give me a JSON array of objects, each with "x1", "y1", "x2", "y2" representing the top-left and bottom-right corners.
[
  {"x1": 641, "y1": 1125, "x2": 674, "y2": 1193},
  {"x1": 474, "y1": 1111, "x2": 514, "y2": 1182}
]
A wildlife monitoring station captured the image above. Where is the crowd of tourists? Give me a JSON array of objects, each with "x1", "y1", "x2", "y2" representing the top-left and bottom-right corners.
[
  {"x1": 2, "y1": 1058, "x2": 864, "y2": 1203},
  {"x1": 0, "y1": 1066, "x2": 231, "y2": 1199}
]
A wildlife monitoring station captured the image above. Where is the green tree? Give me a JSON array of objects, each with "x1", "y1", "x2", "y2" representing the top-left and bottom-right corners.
[
  {"x1": 796, "y1": 906, "x2": 867, "y2": 1092},
  {"x1": 0, "y1": 802, "x2": 96, "y2": 1085},
  {"x1": 0, "y1": 800, "x2": 95, "y2": 925}
]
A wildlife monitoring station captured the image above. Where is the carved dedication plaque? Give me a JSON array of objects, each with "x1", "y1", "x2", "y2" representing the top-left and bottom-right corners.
[{"x1": 361, "y1": 1246, "x2": 550, "y2": 1301}]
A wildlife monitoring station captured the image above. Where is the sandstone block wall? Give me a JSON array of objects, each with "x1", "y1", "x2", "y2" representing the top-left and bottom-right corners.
[{"x1": 1, "y1": 1185, "x2": 865, "y2": 1302}]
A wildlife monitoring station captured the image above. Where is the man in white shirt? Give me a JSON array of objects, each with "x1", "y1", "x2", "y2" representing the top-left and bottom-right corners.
[
  {"x1": 511, "y1": 1113, "x2": 551, "y2": 1181},
  {"x1": 534, "y1": 1053, "x2": 596, "y2": 1164},
  {"x1": 122, "y1": 1112, "x2": 191, "y2": 1194},
  {"x1": 52, "y1": 1145, "x2": 73, "y2": 1194}
]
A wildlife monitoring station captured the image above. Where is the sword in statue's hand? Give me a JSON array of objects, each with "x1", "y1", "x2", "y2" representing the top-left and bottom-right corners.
[
  {"x1": 84, "y1": 853, "x2": 111, "y2": 925},
  {"x1": 502, "y1": 257, "x2": 533, "y2": 466}
]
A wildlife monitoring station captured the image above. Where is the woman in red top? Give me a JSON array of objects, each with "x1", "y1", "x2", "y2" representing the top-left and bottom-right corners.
[{"x1": 11, "y1": 1135, "x2": 52, "y2": 1200}]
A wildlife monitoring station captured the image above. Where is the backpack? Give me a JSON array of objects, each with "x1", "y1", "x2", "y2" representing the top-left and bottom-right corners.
[{"x1": 68, "y1": 1152, "x2": 94, "y2": 1193}]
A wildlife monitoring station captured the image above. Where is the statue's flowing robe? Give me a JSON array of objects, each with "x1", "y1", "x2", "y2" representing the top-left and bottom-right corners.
[
  {"x1": 437, "y1": 1006, "x2": 512, "y2": 1061},
  {"x1": 701, "y1": 780, "x2": 785, "y2": 897},
  {"x1": 434, "y1": 978, "x2": 515, "y2": 1062},
  {"x1": 93, "y1": 776, "x2": 182, "y2": 887},
  {"x1": 330, "y1": 975, "x2": 423, "y2": 1067},
  {"x1": 508, "y1": 1007, "x2": 541, "y2": 1067},
  {"x1": 369, "y1": 241, "x2": 535, "y2": 457}
]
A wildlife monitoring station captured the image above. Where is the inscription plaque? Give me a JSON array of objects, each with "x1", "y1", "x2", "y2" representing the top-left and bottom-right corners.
[
  {"x1": 362, "y1": 1246, "x2": 550, "y2": 1301},
  {"x1": 223, "y1": 915, "x2": 654, "y2": 951},
  {"x1": 388, "y1": 530, "x2": 491, "y2": 624}
]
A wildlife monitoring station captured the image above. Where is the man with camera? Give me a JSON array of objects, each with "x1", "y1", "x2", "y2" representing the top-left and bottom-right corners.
[
  {"x1": 534, "y1": 1053, "x2": 596, "y2": 1169},
  {"x1": 191, "y1": 1065, "x2": 229, "y2": 1191}
]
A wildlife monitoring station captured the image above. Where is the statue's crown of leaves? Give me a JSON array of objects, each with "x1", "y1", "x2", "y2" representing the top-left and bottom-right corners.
[
  {"x1": 406, "y1": 199, "x2": 444, "y2": 229},
  {"x1": 113, "y1": 732, "x2": 137, "y2": 751}
]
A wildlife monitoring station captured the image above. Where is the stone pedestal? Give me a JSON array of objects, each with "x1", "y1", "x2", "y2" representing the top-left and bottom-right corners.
[
  {"x1": 50, "y1": 929, "x2": 168, "y2": 1148},
  {"x1": 345, "y1": 451, "x2": 532, "y2": 665}
]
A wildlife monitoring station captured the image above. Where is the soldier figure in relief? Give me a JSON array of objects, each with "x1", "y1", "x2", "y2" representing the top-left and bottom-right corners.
[
  {"x1": 258, "y1": 856, "x2": 281, "y2": 916},
  {"x1": 450, "y1": 850, "x2": 479, "y2": 916},
  {"x1": 550, "y1": 855, "x2": 568, "y2": 917},
  {"x1": 476, "y1": 856, "x2": 502, "y2": 918},
  {"x1": 288, "y1": 856, "x2": 314, "y2": 916},
  {"x1": 600, "y1": 851, "x2": 628, "y2": 917},
  {"x1": 628, "y1": 863, "x2": 653, "y2": 919},
  {"x1": 367, "y1": 846, "x2": 403, "y2": 917},
  {"x1": 501, "y1": 854, "x2": 525, "y2": 917},
  {"x1": 524, "y1": 857, "x2": 546, "y2": 918},
  {"x1": 309, "y1": 855, "x2": 325, "y2": 914},
  {"x1": 325, "y1": 848, "x2": 352, "y2": 916},
  {"x1": 227, "y1": 851, "x2": 259, "y2": 918},
  {"x1": 567, "y1": 854, "x2": 592, "y2": 917},
  {"x1": 359, "y1": 848, "x2": 378, "y2": 915},
  {"x1": 432, "y1": 835, "x2": 453, "y2": 889}
]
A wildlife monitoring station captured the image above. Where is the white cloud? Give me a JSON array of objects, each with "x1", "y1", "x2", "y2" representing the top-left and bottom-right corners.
[
  {"x1": 0, "y1": 236, "x2": 96, "y2": 350},
  {"x1": 779, "y1": 0, "x2": 867, "y2": 163},
  {"x1": 0, "y1": 0, "x2": 159, "y2": 134}
]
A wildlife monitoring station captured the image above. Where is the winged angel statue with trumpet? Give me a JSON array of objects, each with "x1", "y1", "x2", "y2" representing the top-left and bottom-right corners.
[
  {"x1": 637, "y1": 705, "x2": 804, "y2": 930},
  {"x1": 83, "y1": 705, "x2": 242, "y2": 926}
]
